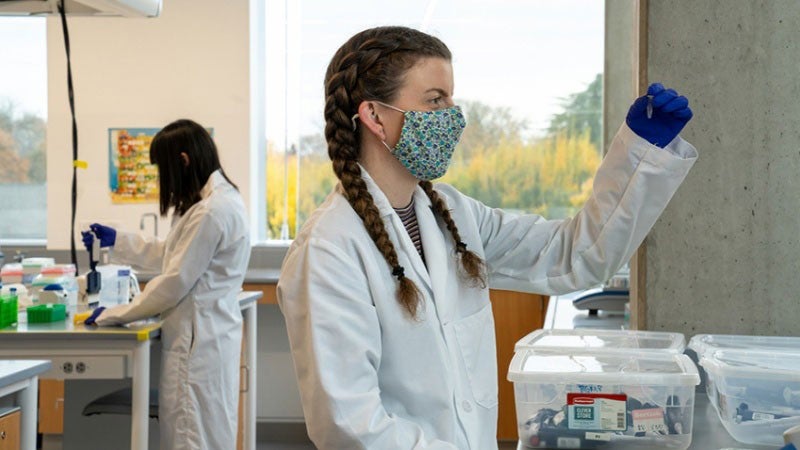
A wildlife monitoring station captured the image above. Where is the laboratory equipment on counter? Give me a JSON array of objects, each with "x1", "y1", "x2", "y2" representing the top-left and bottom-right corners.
[
  {"x1": 95, "y1": 264, "x2": 137, "y2": 307},
  {"x1": 508, "y1": 349, "x2": 700, "y2": 449},
  {"x1": 687, "y1": 334, "x2": 800, "y2": 411},
  {"x1": 1, "y1": 284, "x2": 29, "y2": 309},
  {"x1": 0, "y1": 288, "x2": 17, "y2": 328},
  {"x1": 572, "y1": 265, "x2": 630, "y2": 314},
  {"x1": 30, "y1": 264, "x2": 77, "y2": 306},
  {"x1": 87, "y1": 231, "x2": 102, "y2": 296},
  {"x1": 544, "y1": 290, "x2": 626, "y2": 330},
  {"x1": 572, "y1": 288, "x2": 629, "y2": 314},
  {"x1": 514, "y1": 329, "x2": 686, "y2": 355},
  {"x1": 20, "y1": 257, "x2": 54, "y2": 284},
  {"x1": 0, "y1": 263, "x2": 23, "y2": 284},
  {"x1": 39, "y1": 284, "x2": 69, "y2": 305},
  {"x1": 699, "y1": 349, "x2": 800, "y2": 447},
  {"x1": 27, "y1": 303, "x2": 66, "y2": 323}
]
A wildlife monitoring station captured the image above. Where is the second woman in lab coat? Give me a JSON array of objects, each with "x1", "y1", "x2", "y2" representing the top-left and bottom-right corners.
[
  {"x1": 278, "y1": 26, "x2": 697, "y2": 449},
  {"x1": 82, "y1": 119, "x2": 250, "y2": 450}
]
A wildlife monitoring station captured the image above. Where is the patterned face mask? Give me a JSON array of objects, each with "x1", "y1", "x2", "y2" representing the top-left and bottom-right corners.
[{"x1": 374, "y1": 101, "x2": 466, "y2": 181}]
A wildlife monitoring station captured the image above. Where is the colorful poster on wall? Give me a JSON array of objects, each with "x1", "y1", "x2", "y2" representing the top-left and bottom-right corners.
[{"x1": 108, "y1": 128, "x2": 159, "y2": 204}]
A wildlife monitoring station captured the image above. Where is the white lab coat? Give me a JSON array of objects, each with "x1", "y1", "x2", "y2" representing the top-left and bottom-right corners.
[
  {"x1": 277, "y1": 124, "x2": 697, "y2": 450},
  {"x1": 96, "y1": 170, "x2": 251, "y2": 450}
]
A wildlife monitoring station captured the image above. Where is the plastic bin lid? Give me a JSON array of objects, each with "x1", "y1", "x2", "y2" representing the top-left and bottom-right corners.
[
  {"x1": 21, "y1": 257, "x2": 55, "y2": 268},
  {"x1": 0, "y1": 264, "x2": 23, "y2": 275},
  {"x1": 515, "y1": 328, "x2": 686, "y2": 353},
  {"x1": 508, "y1": 349, "x2": 700, "y2": 386},
  {"x1": 699, "y1": 348, "x2": 800, "y2": 381},
  {"x1": 688, "y1": 334, "x2": 800, "y2": 357},
  {"x1": 31, "y1": 276, "x2": 71, "y2": 286},
  {"x1": 41, "y1": 264, "x2": 76, "y2": 275}
]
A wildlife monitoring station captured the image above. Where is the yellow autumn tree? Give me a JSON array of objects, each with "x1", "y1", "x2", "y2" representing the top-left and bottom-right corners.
[{"x1": 265, "y1": 141, "x2": 335, "y2": 239}]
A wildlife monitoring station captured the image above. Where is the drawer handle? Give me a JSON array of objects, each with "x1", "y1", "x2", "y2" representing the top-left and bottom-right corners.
[{"x1": 1, "y1": 430, "x2": 6, "y2": 439}]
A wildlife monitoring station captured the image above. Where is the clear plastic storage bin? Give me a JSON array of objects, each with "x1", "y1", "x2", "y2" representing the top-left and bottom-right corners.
[
  {"x1": 699, "y1": 349, "x2": 800, "y2": 446},
  {"x1": 515, "y1": 329, "x2": 686, "y2": 354},
  {"x1": 21, "y1": 257, "x2": 54, "y2": 284},
  {"x1": 687, "y1": 334, "x2": 800, "y2": 409},
  {"x1": 508, "y1": 349, "x2": 700, "y2": 449},
  {"x1": 0, "y1": 263, "x2": 23, "y2": 285}
]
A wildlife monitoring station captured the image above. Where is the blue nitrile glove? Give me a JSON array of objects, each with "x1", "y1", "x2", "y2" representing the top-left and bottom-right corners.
[
  {"x1": 80, "y1": 230, "x2": 96, "y2": 253},
  {"x1": 626, "y1": 82, "x2": 693, "y2": 147},
  {"x1": 89, "y1": 223, "x2": 116, "y2": 248},
  {"x1": 84, "y1": 307, "x2": 106, "y2": 326}
]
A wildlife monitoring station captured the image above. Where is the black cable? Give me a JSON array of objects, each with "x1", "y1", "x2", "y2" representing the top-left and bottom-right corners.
[{"x1": 57, "y1": 0, "x2": 79, "y2": 273}]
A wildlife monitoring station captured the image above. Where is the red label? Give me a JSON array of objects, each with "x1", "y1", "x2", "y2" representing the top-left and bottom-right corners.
[{"x1": 567, "y1": 393, "x2": 627, "y2": 405}]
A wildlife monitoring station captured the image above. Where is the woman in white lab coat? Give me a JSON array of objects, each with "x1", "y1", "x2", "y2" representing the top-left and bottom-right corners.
[
  {"x1": 82, "y1": 119, "x2": 250, "y2": 450},
  {"x1": 277, "y1": 26, "x2": 697, "y2": 449}
]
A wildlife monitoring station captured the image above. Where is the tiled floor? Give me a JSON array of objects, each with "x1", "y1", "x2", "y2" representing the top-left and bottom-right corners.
[
  {"x1": 46, "y1": 427, "x2": 519, "y2": 449},
  {"x1": 256, "y1": 441, "x2": 520, "y2": 449},
  {"x1": 257, "y1": 444, "x2": 315, "y2": 450},
  {"x1": 256, "y1": 442, "x2": 517, "y2": 450}
]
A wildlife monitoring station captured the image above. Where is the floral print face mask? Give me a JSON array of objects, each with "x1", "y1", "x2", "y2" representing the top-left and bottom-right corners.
[{"x1": 374, "y1": 101, "x2": 466, "y2": 181}]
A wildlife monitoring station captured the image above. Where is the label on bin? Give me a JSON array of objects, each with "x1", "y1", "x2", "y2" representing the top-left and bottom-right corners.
[
  {"x1": 557, "y1": 437, "x2": 581, "y2": 447},
  {"x1": 585, "y1": 432, "x2": 612, "y2": 441},
  {"x1": 632, "y1": 408, "x2": 667, "y2": 434},
  {"x1": 567, "y1": 393, "x2": 627, "y2": 431}
]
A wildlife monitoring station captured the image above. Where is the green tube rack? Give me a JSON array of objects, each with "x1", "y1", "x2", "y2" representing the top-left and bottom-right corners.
[
  {"x1": 27, "y1": 303, "x2": 66, "y2": 323},
  {"x1": 0, "y1": 295, "x2": 18, "y2": 328}
]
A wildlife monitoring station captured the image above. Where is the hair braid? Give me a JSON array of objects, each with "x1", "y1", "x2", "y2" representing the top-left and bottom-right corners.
[
  {"x1": 420, "y1": 181, "x2": 487, "y2": 288},
  {"x1": 324, "y1": 27, "x2": 447, "y2": 318}
]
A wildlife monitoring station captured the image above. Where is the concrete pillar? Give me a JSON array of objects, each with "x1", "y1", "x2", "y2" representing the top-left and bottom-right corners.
[{"x1": 643, "y1": 0, "x2": 800, "y2": 335}]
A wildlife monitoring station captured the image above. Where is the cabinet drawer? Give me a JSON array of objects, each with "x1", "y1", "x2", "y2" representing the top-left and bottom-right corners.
[{"x1": 0, "y1": 409, "x2": 20, "y2": 450}]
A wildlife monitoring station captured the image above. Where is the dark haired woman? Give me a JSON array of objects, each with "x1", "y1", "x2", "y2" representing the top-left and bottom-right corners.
[
  {"x1": 277, "y1": 26, "x2": 697, "y2": 449},
  {"x1": 82, "y1": 119, "x2": 250, "y2": 450}
]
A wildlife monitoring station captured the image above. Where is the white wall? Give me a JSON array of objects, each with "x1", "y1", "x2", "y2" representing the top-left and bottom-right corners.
[{"x1": 46, "y1": 0, "x2": 255, "y2": 248}]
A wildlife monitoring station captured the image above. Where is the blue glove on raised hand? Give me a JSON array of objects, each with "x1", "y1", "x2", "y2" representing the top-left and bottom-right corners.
[
  {"x1": 84, "y1": 306, "x2": 106, "y2": 326},
  {"x1": 626, "y1": 82, "x2": 693, "y2": 148},
  {"x1": 81, "y1": 223, "x2": 117, "y2": 250},
  {"x1": 80, "y1": 231, "x2": 95, "y2": 253}
]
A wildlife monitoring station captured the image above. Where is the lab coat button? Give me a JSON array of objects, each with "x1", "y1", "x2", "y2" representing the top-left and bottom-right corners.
[{"x1": 462, "y1": 400, "x2": 472, "y2": 412}]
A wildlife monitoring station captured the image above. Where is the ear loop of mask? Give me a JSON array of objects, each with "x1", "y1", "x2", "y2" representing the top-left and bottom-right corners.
[
  {"x1": 351, "y1": 101, "x2": 406, "y2": 154},
  {"x1": 372, "y1": 101, "x2": 406, "y2": 152},
  {"x1": 351, "y1": 101, "x2": 402, "y2": 129}
]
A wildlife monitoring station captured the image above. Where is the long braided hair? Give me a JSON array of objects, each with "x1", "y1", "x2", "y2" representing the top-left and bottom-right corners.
[{"x1": 324, "y1": 26, "x2": 486, "y2": 319}]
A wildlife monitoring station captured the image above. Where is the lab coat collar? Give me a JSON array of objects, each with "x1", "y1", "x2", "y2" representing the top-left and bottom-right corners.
[
  {"x1": 200, "y1": 170, "x2": 225, "y2": 199},
  {"x1": 414, "y1": 187, "x2": 450, "y2": 318},
  {"x1": 352, "y1": 165, "x2": 438, "y2": 297},
  {"x1": 353, "y1": 164, "x2": 433, "y2": 218}
]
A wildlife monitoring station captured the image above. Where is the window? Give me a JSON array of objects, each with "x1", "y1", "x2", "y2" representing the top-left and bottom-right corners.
[
  {"x1": 264, "y1": 0, "x2": 603, "y2": 240},
  {"x1": 0, "y1": 17, "x2": 47, "y2": 241}
]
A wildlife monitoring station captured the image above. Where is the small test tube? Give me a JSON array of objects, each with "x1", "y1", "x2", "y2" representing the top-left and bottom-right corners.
[{"x1": 646, "y1": 95, "x2": 654, "y2": 119}]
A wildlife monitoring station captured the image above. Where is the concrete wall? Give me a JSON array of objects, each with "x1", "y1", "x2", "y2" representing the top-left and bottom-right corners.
[
  {"x1": 603, "y1": 0, "x2": 640, "y2": 154},
  {"x1": 644, "y1": 0, "x2": 800, "y2": 335}
]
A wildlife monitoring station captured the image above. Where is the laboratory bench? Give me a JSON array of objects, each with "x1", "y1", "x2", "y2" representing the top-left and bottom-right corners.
[
  {"x1": 137, "y1": 268, "x2": 281, "y2": 304},
  {"x1": 138, "y1": 272, "x2": 549, "y2": 441},
  {"x1": 512, "y1": 289, "x2": 776, "y2": 450},
  {"x1": 0, "y1": 360, "x2": 51, "y2": 450},
  {"x1": 0, "y1": 291, "x2": 260, "y2": 450}
]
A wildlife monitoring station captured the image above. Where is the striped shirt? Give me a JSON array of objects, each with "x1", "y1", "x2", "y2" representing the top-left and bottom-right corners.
[{"x1": 394, "y1": 200, "x2": 425, "y2": 264}]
